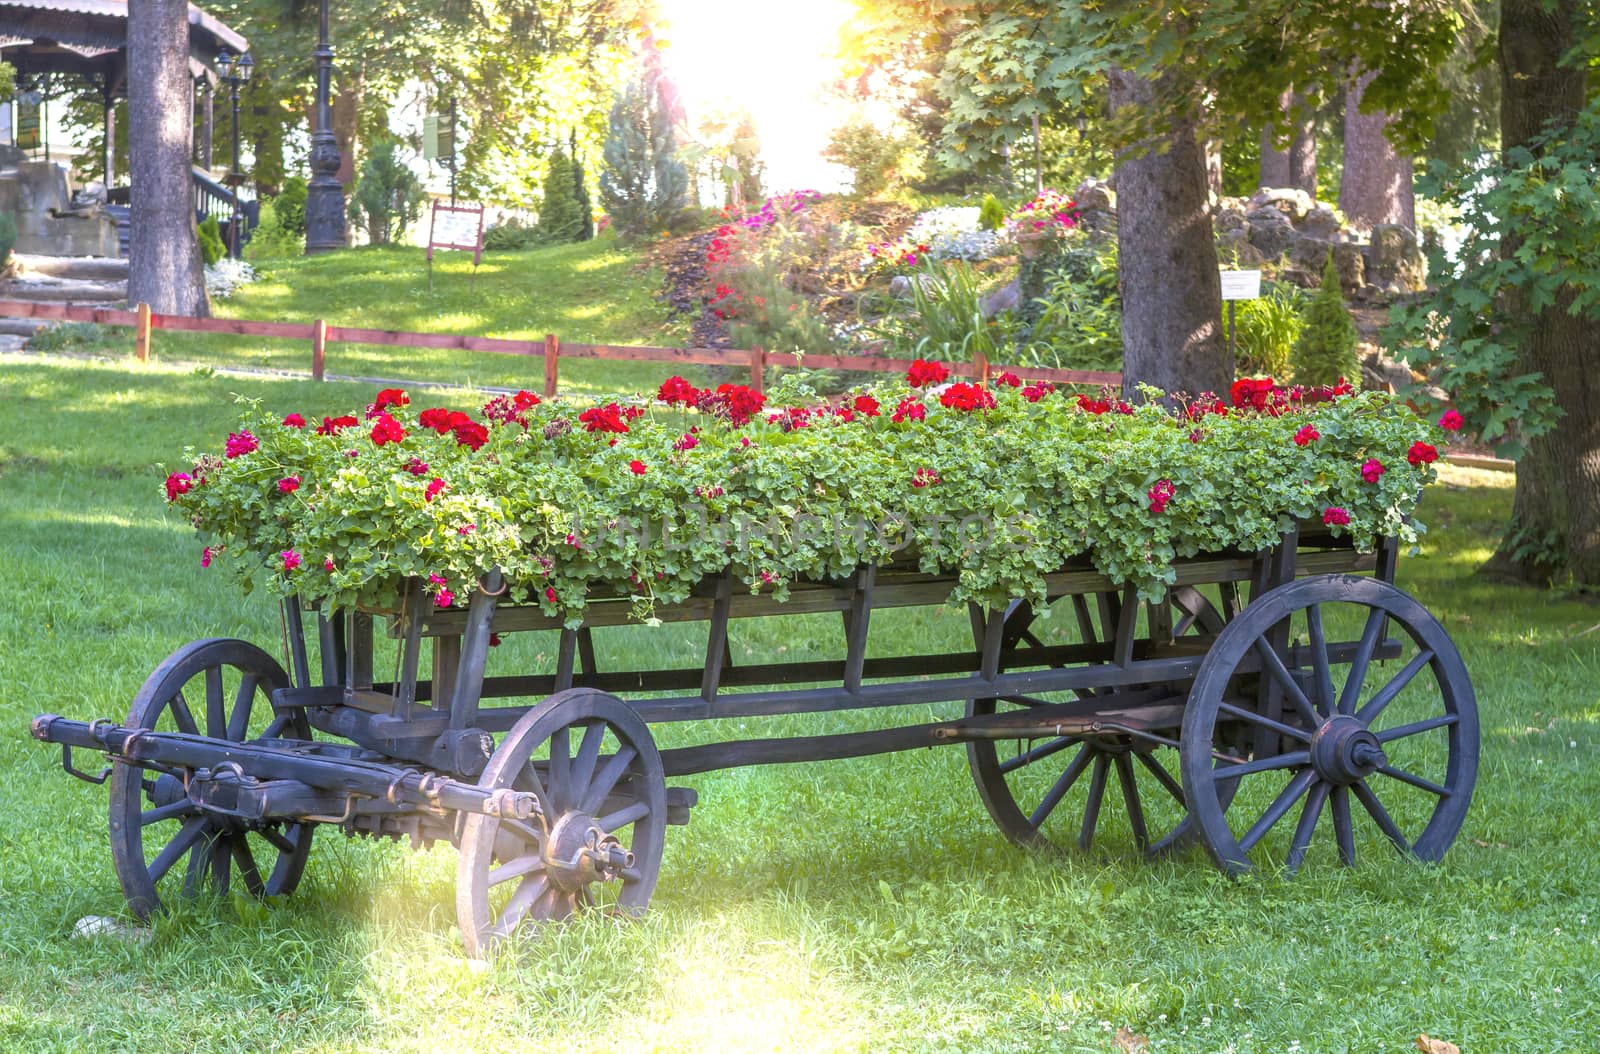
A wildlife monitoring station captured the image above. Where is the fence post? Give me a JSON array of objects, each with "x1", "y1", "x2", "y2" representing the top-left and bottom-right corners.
[
  {"x1": 749, "y1": 345, "x2": 765, "y2": 394},
  {"x1": 972, "y1": 349, "x2": 990, "y2": 386},
  {"x1": 312, "y1": 319, "x2": 327, "y2": 381},
  {"x1": 134, "y1": 302, "x2": 151, "y2": 363},
  {"x1": 543, "y1": 333, "x2": 559, "y2": 400}
]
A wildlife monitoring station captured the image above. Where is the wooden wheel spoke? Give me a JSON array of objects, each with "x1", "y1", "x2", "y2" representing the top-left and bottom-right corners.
[
  {"x1": 1331, "y1": 786, "x2": 1355, "y2": 865},
  {"x1": 547, "y1": 726, "x2": 571, "y2": 810},
  {"x1": 183, "y1": 834, "x2": 215, "y2": 896},
  {"x1": 1237, "y1": 769, "x2": 1316, "y2": 853},
  {"x1": 1285, "y1": 781, "x2": 1330, "y2": 873},
  {"x1": 1026, "y1": 743, "x2": 1093, "y2": 828},
  {"x1": 1077, "y1": 753, "x2": 1111, "y2": 851},
  {"x1": 259, "y1": 825, "x2": 297, "y2": 854},
  {"x1": 570, "y1": 722, "x2": 607, "y2": 807},
  {"x1": 1217, "y1": 701, "x2": 1312, "y2": 743},
  {"x1": 579, "y1": 746, "x2": 638, "y2": 815},
  {"x1": 261, "y1": 714, "x2": 292, "y2": 740},
  {"x1": 596, "y1": 800, "x2": 650, "y2": 833},
  {"x1": 1376, "y1": 713, "x2": 1458, "y2": 743},
  {"x1": 168, "y1": 691, "x2": 200, "y2": 735},
  {"x1": 1337, "y1": 608, "x2": 1388, "y2": 715},
  {"x1": 1352, "y1": 781, "x2": 1412, "y2": 855},
  {"x1": 1019, "y1": 629, "x2": 1046, "y2": 649},
  {"x1": 1355, "y1": 650, "x2": 1436, "y2": 726},
  {"x1": 1134, "y1": 751, "x2": 1186, "y2": 808},
  {"x1": 499, "y1": 817, "x2": 547, "y2": 847},
  {"x1": 1376, "y1": 764, "x2": 1451, "y2": 797},
  {"x1": 147, "y1": 817, "x2": 208, "y2": 883},
  {"x1": 227, "y1": 674, "x2": 259, "y2": 742},
  {"x1": 1211, "y1": 749, "x2": 1311, "y2": 783},
  {"x1": 1305, "y1": 604, "x2": 1335, "y2": 716},
  {"x1": 490, "y1": 875, "x2": 547, "y2": 939},
  {"x1": 203, "y1": 667, "x2": 226, "y2": 739},
  {"x1": 488, "y1": 854, "x2": 546, "y2": 888},
  {"x1": 1113, "y1": 754, "x2": 1148, "y2": 850},
  {"x1": 1251, "y1": 637, "x2": 1321, "y2": 730},
  {"x1": 233, "y1": 836, "x2": 264, "y2": 894},
  {"x1": 211, "y1": 834, "x2": 232, "y2": 895},
  {"x1": 998, "y1": 735, "x2": 1075, "y2": 775},
  {"x1": 140, "y1": 800, "x2": 195, "y2": 827}
]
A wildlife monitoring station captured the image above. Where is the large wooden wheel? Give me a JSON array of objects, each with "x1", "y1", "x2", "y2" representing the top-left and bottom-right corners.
[
  {"x1": 1180, "y1": 575, "x2": 1478, "y2": 875},
  {"x1": 457, "y1": 688, "x2": 666, "y2": 959},
  {"x1": 108, "y1": 639, "x2": 312, "y2": 918},
  {"x1": 967, "y1": 587, "x2": 1228, "y2": 855}
]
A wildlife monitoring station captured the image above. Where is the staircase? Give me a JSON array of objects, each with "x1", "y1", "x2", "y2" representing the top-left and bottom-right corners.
[{"x1": 0, "y1": 253, "x2": 130, "y2": 349}]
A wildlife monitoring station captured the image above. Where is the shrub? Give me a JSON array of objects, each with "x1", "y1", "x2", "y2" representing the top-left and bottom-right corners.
[
  {"x1": 242, "y1": 201, "x2": 303, "y2": 261},
  {"x1": 570, "y1": 130, "x2": 595, "y2": 242},
  {"x1": 274, "y1": 177, "x2": 308, "y2": 235},
  {"x1": 824, "y1": 116, "x2": 923, "y2": 198},
  {"x1": 868, "y1": 261, "x2": 1026, "y2": 363},
  {"x1": 0, "y1": 211, "x2": 14, "y2": 270},
  {"x1": 599, "y1": 53, "x2": 690, "y2": 237},
  {"x1": 1291, "y1": 255, "x2": 1360, "y2": 386},
  {"x1": 27, "y1": 321, "x2": 104, "y2": 351},
  {"x1": 197, "y1": 216, "x2": 226, "y2": 265},
  {"x1": 1233, "y1": 283, "x2": 1308, "y2": 379},
  {"x1": 978, "y1": 194, "x2": 1006, "y2": 231},
  {"x1": 1020, "y1": 240, "x2": 1124, "y2": 373},
  {"x1": 537, "y1": 149, "x2": 584, "y2": 244},
  {"x1": 483, "y1": 219, "x2": 539, "y2": 251},
  {"x1": 348, "y1": 140, "x2": 425, "y2": 245}
]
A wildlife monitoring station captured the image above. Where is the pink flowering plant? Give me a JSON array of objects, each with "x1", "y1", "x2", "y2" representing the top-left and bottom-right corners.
[
  {"x1": 1005, "y1": 188, "x2": 1081, "y2": 243},
  {"x1": 164, "y1": 374, "x2": 1441, "y2": 626}
]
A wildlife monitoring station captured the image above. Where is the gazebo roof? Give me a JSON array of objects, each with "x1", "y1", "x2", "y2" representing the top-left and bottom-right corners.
[{"x1": 0, "y1": 0, "x2": 247, "y2": 92}]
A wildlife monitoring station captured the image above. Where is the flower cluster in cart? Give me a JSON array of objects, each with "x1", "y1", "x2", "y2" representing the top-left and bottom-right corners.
[{"x1": 165, "y1": 366, "x2": 1450, "y2": 624}]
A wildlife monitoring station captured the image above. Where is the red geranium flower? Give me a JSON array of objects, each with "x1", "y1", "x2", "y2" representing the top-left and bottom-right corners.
[
  {"x1": 1293, "y1": 425, "x2": 1320, "y2": 447},
  {"x1": 939, "y1": 382, "x2": 996, "y2": 412},
  {"x1": 1323, "y1": 506, "x2": 1351, "y2": 526},
  {"x1": 1439, "y1": 409, "x2": 1464, "y2": 431},
  {"x1": 453, "y1": 420, "x2": 489, "y2": 450},
  {"x1": 1361, "y1": 458, "x2": 1386, "y2": 483},
  {"x1": 282, "y1": 413, "x2": 307, "y2": 428},
  {"x1": 911, "y1": 467, "x2": 941, "y2": 488},
  {"x1": 418, "y1": 408, "x2": 456, "y2": 433},
  {"x1": 1021, "y1": 381, "x2": 1055, "y2": 403},
  {"x1": 629, "y1": 459, "x2": 648, "y2": 475},
  {"x1": 425, "y1": 478, "x2": 448, "y2": 502},
  {"x1": 201, "y1": 546, "x2": 214, "y2": 568},
  {"x1": 373, "y1": 388, "x2": 409, "y2": 411},
  {"x1": 164, "y1": 472, "x2": 193, "y2": 501},
  {"x1": 1147, "y1": 479, "x2": 1176, "y2": 514},
  {"x1": 579, "y1": 403, "x2": 632, "y2": 434},
  {"x1": 513, "y1": 390, "x2": 540, "y2": 411},
  {"x1": 674, "y1": 433, "x2": 700, "y2": 451},
  {"x1": 317, "y1": 415, "x2": 359, "y2": 435},
  {"x1": 907, "y1": 359, "x2": 950, "y2": 387},
  {"x1": 404, "y1": 457, "x2": 429, "y2": 476},
  {"x1": 994, "y1": 371, "x2": 1022, "y2": 388},
  {"x1": 853, "y1": 394, "x2": 881, "y2": 417},
  {"x1": 659, "y1": 376, "x2": 701, "y2": 405},
  {"x1": 224, "y1": 431, "x2": 259, "y2": 458},
  {"x1": 277, "y1": 475, "x2": 301, "y2": 494},
  {"x1": 281, "y1": 549, "x2": 302, "y2": 572},
  {"x1": 1077, "y1": 395, "x2": 1112, "y2": 415},
  {"x1": 371, "y1": 413, "x2": 407, "y2": 446},
  {"x1": 1407, "y1": 441, "x2": 1439, "y2": 466},
  {"x1": 891, "y1": 396, "x2": 927, "y2": 423}
]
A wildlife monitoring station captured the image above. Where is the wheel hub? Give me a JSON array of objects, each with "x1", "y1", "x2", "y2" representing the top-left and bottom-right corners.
[
  {"x1": 542, "y1": 811, "x2": 634, "y2": 892},
  {"x1": 1311, "y1": 715, "x2": 1386, "y2": 785}
]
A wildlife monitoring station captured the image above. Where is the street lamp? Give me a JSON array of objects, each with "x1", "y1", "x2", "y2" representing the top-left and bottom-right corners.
[
  {"x1": 217, "y1": 48, "x2": 252, "y2": 259},
  {"x1": 304, "y1": 0, "x2": 346, "y2": 254}
]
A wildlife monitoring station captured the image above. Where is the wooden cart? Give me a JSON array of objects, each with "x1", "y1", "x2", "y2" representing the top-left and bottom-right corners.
[{"x1": 34, "y1": 523, "x2": 1477, "y2": 957}]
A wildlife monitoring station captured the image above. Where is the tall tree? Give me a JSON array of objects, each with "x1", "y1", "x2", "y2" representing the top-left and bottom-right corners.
[
  {"x1": 1259, "y1": 91, "x2": 1293, "y2": 187},
  {"x1": 127, "y1": 0, "x2": 208, "y2": 316},
  {"x1": 1259, "y1": 89, "x2": 1317, "y2": 193},
  {"x1": 1482, "y1": 0, "x2": 1597, "y2": 583},
  {"x1": 1339, "y1": 69, "x2": 1416, "y2": 228}
]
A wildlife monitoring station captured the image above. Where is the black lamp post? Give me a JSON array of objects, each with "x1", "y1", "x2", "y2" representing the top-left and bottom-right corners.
[
  {"x1": 216, "y1": 48, "x2": 252, "y2": 259},
  {"x1": 304, "y1": 0, "x2": 346, "y2": 254}
]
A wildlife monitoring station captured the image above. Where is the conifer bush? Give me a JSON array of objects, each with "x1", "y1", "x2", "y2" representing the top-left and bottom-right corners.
[
  {"x1": 537, "y1": 149, "x2": 584, "y2": 244},
  {"x1": 1291, "y1": 254, "x2": 1360, "y2": 387}
]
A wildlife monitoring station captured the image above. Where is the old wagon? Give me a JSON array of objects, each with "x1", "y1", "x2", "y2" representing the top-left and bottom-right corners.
[{"x1": 32, "y1": 375, "x2": 1477, "y2": 957}]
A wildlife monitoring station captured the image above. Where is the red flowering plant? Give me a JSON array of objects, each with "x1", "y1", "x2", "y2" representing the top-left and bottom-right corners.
[{"x1": 165, "y1": 372, "x2": 1442, "y2": 625}]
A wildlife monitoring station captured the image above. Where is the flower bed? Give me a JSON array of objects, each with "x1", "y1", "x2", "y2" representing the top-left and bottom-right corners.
[{"x1": 165, "y1": 370, "x2": 1447, "y2": 625}]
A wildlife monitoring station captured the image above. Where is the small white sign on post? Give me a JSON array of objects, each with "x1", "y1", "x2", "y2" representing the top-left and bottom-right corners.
[{"x1": 1219, "y1": 269, "x2": 1262, "y2": 301}]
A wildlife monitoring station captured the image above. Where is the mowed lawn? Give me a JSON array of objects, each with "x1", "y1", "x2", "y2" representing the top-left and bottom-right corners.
[{"x1": 1, "y1": 356, "x2": 1597, "y2": 1053}]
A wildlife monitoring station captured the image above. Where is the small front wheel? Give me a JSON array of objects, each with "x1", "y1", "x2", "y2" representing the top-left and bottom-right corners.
[{"x1": 456, "y1": 688, "x2": 667, "y2": 958}]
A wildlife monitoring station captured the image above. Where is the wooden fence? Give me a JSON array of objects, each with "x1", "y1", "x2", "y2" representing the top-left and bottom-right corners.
[{"x1": 0, "y1": 299, "x2": 1124, "y2": 397}]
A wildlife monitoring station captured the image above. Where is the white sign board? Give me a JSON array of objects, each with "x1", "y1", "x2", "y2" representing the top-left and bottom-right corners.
[
  {"x1": 431, "y1": 205, "x2": 481, "y2": 249},
  {"x1": 1219, "y1": 269, "x2": 1262, "y2": 301}
]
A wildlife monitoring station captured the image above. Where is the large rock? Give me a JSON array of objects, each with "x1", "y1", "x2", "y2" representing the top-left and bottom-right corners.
[
  {"x1": 1331, "y1": 241, "x2": 1366, "y2": 294},
  {"x1": 1217, "y1": 227, "x2": 1266, "y2": 266},
  {"x1": 1244, "y1": 205, "x2": 1295, "y2": 259},
  {"x1": 1215, "y1": 202, "x2": 1248, "y2": 233},
  {"x1": 1288, "y1": 233, "x2": 1334, "y2": 272},
  {"x1": 1073, "y1": 178, "x2": 1115, "y2": 213},
  {"x1": 1300, "y1": 203, "x2": 1342, "y2": 239},
  {"x1": 1249, "y1": 186, "x2": 1314, "y2": 221},
  {"x1": 1368, "y1": 224, "x2": 1426, "y2": 293},
  {"x1": 980, "y1": 278, "x2": 1020, "y2": 318}
]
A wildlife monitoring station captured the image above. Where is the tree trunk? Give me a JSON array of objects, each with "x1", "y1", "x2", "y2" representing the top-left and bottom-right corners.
[
  {"x1": 126, "y1": 0, "x2": 208, "y2": 317},
  {"x1": 1259, "y1": 89, "x2": 1291, "y2": 188},
  {"x1": 1339, "y1": 69, "x2": 1415, "y2": 229},
  {"x1": 332, "y1": 68, "x2": 363, "y2": 187},
  {"x1": 1109, "y1": 67, "x2": 1230, "y2": 401},
  {"x1": 1288, "y1": 90, "x2": 1317, "y2": 196},
  {"x1": 1483, "y1": 0, "x2": 1600, "y2": 586}
]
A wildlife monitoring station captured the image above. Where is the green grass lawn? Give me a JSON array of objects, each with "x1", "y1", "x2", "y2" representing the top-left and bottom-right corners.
[
  {"x1": 2, "y1": 356, "x2": 1597, "y2": 1053},
  {"x1": 113, "y1": 238, "x2": 725, "y2": 397}
]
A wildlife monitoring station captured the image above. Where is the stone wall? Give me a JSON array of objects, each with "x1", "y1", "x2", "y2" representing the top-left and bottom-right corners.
[{"x1": 0, "y1": 154, "x2": 121, "y2": 259}]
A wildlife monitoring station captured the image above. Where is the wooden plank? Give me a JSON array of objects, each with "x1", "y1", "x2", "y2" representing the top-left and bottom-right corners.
[
  {"x1": 311, "y1": 318, "x2": 326, "y2": 381},
  {"x1": 133, "y1": 302, "x2": 150, "y2": 363},
  {"x1": 151, "y1": 313, "x2": 314, "y2": 339},
  {"x1": 0, "y1": 300, "x2": 139, "y2": 326},
  {"x1": 558, "y1": 342, "x2": 738, "y2": 367},
  {"x1": 749, "y1": 344, "x2": 765, "y2": 394},
  {"x1": 544, "y1": 333, "x2": 559, "y2": 399},
  {"x1": 325, "y1": 324, "x2": 541, "y2": 354}
]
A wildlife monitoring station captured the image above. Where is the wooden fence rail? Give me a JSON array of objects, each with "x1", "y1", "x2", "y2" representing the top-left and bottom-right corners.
[{"x1": 0, "y1": 299, "x2": 1124, "y2": 396}]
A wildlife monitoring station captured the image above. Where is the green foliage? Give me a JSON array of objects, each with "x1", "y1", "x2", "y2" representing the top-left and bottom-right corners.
[
  {"x1": 1024, "y1": 240, "x2": 1124, "y2": 372},
  {"x1": 197, "y1": 217, "x2": 226, "y2": 266},
  {"x1": 824, "y1": 116, "x2": 923, "y2": 198},
  {"x1": 241, "y1": 201, "x2": 303, "y2": 261},
  {"x1": 0, "y1": 210, "x2": 15, "y2": 270},
  {"x1": 483, "y1": 219, "x2": 540, "y2": 251},
  {"x1": 570, "y1": 129, "x2": 595, "y2": 242},
  {"x1": 1292, "y1": 255, "x2": 1359, "y2": 387},
  {"x1": 26, "y1": 321, "x2": 104, "y2": 351},
  {"x1": 348, "y1": 140, "x2": 426, "y2": 246},
  {"x1": 537, "y1": 149, "x2": 584, "y2": 244},
  {"x1": 274, "y1": 177, "x2": 308, "y2": 236},
  {"x1": 1384, "y1": 100, "x2": 1600, "y2": 457},
  {"x1": 171, "y1": 383, "x2": 1435, "y2": 619},
  {"x1": 977, "y1": 194, "x2": 1006, "y2": 231},
  {"x1": 1234, "y1": 283, "x2": 1308, "y2": 379},
  {"x1": 599, "y1": 47, "x2": 690, "y2": 238},
  {"x1": 869, "y1": 262, "x2": 1027, "y2": 363}
]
